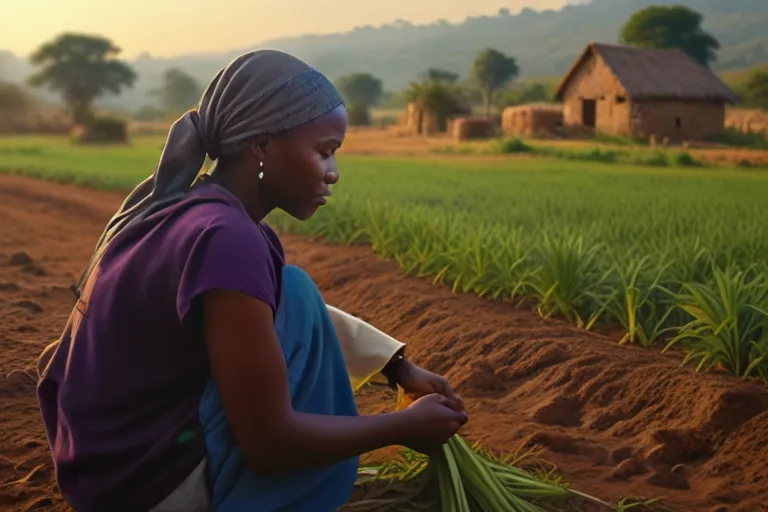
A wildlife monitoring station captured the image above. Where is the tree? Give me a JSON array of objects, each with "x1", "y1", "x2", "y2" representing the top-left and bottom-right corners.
[
  {"x1": 423, "y1": 68, "x2": 459, "y2": 84},
  {"x1": 471, "y1": 48, "x2": 519, "y2": 117},
  {"x1": 335, "y1": 73, "x2": 383, "y2": 108},
  {"x1": 151, "y1": 68, "x2": 202, "y2": 115},
  {"x1": 620, "y1": 6, "x2": 720, "y2": 68},
  {"x1": 740, "y1": 67, "x2": 768, "y2": 110},
  {"x1": 495, "y1": 81, "x2": 552, "y2": 110},
  {"x1": 335, "y1": 73, "x2": 383, "y2": 126},
  {"x1": 27, "y1": 33, "x2": 136, "y2": 124}
]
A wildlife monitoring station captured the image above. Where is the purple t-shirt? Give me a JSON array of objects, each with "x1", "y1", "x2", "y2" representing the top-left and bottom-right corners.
[{"x1": 37, "y1": 183, "x2": 285, "y2": 512}]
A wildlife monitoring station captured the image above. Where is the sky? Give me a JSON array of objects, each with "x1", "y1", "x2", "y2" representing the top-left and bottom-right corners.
[{"x1": 1, "y1": 0, "x2": 577, "y2": 58}]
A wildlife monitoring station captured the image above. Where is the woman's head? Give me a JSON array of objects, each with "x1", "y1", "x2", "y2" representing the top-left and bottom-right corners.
[
  {"x1": 219, "y1": 102, "x2": 347, "y2": 221},
  {"x1": 153, "y1": 49, "x2": 347, "y2": 221},
  {"x1": 74, "y1": 50, "x2": 345, "y2": 299}
]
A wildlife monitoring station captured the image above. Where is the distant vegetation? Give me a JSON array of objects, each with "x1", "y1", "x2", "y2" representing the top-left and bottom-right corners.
[
  {"x1": 23, "y1": 33, "x2": 136, "y2": 143},
  {"x1": 1, "y1": 0, "x2": 766, "y2": 113},
  {"x1": 0, "y1": 82, "x2": 70, "y2": 135},
  {"x1": 27, "y1": 33, "x2": 136, "y2": 126},
  {"x1": 334, "y1": 73, "x2": 384, "y2": 126},
  {"x1": 148, "y1": 68, "x2": 202, "y2": 118},
  {"x1": 620, "y1": 5, "x2": 720, "y2": 67},
  {"x1": 471, "y1": 49, "x2": 519, "y2": 117},
  {"x1": 1, "y1": 1, "x2": 765, "y2": 140},
  {"x1": 736, "y1": 67, "x2": 768, "y2": 110}
]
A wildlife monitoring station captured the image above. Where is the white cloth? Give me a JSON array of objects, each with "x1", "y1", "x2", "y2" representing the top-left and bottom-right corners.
[{"x1": 327, "y1": 305, "x2": 406, "y2": 392}]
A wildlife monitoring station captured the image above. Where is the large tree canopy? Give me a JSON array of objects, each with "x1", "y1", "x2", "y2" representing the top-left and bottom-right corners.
[
  {"x1": 620, "y1": 6, "x2": 720, "y2": 68},
  {"x1": 471, "y1": 48, "x2": 519, "y2": 117},
  {"x1": 27, "y1": 33, "x2": 136, "y2": 123},
  {"x1": 151, "y1": 68, "x2": 202, "y2": 115},
  {"x1": 334, "y1": 73, "x2": 383, "y2": 107}
]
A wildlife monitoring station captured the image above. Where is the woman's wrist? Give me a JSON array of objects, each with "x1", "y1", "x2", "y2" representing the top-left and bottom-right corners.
[{"x1": 381, "y1": 349, "x2": 407, "y2": 389}]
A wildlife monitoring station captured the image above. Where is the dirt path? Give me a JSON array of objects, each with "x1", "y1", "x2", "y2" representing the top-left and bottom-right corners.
[{"x1": 0, "y1": 175, "x2": 766, "y2": 512}]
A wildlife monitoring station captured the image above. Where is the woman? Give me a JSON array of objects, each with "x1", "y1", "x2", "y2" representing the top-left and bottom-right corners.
[{"x1": 36, "y1": 50, "x2": 467, "y2": 512}]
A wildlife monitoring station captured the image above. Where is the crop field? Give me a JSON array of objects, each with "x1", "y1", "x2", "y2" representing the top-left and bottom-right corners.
[
  {"x1": 1, "y1": 134, "x2": 768, "y2": 512},
  {"x1": 3, "y1": 135, "x2": 766, "y2": 377},
  {"x1": 272, "y1": 158, "x2": 768, "y2": 375}
]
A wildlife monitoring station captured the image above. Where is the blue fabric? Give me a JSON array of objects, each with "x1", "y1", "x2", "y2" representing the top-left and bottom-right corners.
[{"x1": 198, "y1": 265, "x2": 360, "y2": 511}]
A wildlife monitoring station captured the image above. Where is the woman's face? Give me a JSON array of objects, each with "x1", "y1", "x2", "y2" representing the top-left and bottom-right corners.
[{"x1": 261, "y1": 105, "x2": 348, "y2": 220}]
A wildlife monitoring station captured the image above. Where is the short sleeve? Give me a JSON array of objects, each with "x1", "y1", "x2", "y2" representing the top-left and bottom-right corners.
[{"x1": 176, "y1": 209, "x2": 278, "y2": 326}]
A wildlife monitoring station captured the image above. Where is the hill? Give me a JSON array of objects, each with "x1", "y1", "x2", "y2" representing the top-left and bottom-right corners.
[{"x1": 1, "y1": 0, "x2": 766, "y2": 112}]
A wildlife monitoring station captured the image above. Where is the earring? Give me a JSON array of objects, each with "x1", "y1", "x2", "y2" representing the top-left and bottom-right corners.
[{"x1": 258, "y1": 161, "x2": 264, "y2": 180}]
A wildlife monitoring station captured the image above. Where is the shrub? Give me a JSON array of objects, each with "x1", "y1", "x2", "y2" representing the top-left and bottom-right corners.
[
  {"x1": 674, "y1": 152, "x2": 701, "y2": 167},
  {"x1": 581, "y1": 147, "x2": 620, "y2": 163},
  {"x1": 494, "y1": 137, "x2": 533, "y2": 154},
  {"x1": 632, "y1": 151, "x2": 669, "y2": 167},
  {"x1": 71, "y1": 115, "x2": 129, "y2": 144}
]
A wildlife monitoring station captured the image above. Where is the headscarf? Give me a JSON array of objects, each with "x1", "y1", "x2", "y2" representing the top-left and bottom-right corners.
[{"x1": 73, "y1": 50, "x2": 344, "y2": 297}]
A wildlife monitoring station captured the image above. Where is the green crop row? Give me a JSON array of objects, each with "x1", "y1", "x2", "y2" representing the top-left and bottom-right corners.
[{"x1": 268, "y1": 157, "x2": 768, "y2": 381}]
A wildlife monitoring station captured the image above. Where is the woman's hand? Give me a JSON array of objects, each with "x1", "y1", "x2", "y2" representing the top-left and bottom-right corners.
[
  {"x1": 401, "y1": 393, "x2": 468, "y2": 454},
  {"x1": 386, "y1": 357, "x2": 464, "y2": 413}
]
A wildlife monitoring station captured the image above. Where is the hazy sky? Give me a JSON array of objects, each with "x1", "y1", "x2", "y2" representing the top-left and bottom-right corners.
[{"x1": 2, "y1": 0, "x2": 574, "y2": 58}]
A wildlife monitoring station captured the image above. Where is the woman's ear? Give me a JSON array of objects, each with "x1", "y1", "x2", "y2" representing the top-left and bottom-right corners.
[{"x1": 247, "y1": 135, "x2": 270, "y2": 162}]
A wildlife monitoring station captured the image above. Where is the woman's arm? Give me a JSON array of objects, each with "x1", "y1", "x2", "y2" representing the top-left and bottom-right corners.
[
  {"x1": 327, "y1": 305, "x2": 463, "y2": 410},
  {"x1": 202, "y1": 289, "x2": 466, "y2": 475}
]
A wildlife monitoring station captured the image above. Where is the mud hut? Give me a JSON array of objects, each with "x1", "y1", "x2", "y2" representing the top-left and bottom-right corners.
[
  {"x1": 501, "y1": 104, "x2": 563, "y2": 137},
  {"x1": 449, "y1": 116, "x2": 496, "y2": 141},
  {"x1": 553, "y1": 43, "x2": 738, "y2": 142}
]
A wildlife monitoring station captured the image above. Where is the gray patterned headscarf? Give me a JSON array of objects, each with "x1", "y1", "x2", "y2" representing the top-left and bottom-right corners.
[{"x1": 74, "y1": 49, "x2": 344, "y2": 296}]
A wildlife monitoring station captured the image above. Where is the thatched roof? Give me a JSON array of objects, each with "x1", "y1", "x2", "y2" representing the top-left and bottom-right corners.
[{"x1": 554, "y1": 43, "x2": 738, "y2": 103}]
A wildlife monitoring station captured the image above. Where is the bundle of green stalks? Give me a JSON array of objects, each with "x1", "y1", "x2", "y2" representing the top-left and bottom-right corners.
[
  {"x1": 344, "y1": 436, "x2": 609, "y2": 512},
  {"x1": 342, "y1": 390, "x2": 608, "y2": 512}
]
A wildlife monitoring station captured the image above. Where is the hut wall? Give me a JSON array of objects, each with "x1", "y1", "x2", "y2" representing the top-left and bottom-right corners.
[
  {"x1": 451, "y1": 117, "x2": 495, "y2": 141},
  {"x1": 404, "y1": 102, "x2": 439, "y2": 135},
  {"x1": 421, "y1": 110, "x2": 439, "y2": 135},
  {"x1": 501, "y1": 106, "x2": 563, "y2": 137},
  {"x1": 631, "y1": 100, "x2": 726, "y2": 142},
  {"x1": 559, "y1": 53, "x2": 630, "y2": 135}
]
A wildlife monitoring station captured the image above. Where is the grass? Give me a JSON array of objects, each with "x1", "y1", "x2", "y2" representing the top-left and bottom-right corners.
[
  {"x1": 0, "y1": 135, "x2": 167, "y2": 189},
  {"x1": 435, "y1": 137, "x2": 707, "y2": 168},
  {"x1": 2, "y1": 135, "x2": 768, "y2": 380}
]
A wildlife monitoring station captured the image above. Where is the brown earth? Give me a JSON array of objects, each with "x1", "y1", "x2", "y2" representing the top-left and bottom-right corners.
[{"x1": 0, "y1": 174, "x2": 766, "y2": 512}]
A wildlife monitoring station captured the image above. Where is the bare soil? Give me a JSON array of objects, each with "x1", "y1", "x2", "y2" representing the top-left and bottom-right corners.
[{"x1": 0, "y1": 175, "x2": 766, "y2": 512}]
